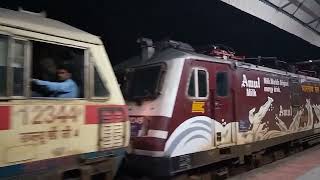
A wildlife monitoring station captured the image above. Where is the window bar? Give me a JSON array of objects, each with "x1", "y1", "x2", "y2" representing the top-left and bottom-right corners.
[
  {"x1": 88, "y1": 53, "x2": 95, "y2": 99},
  {"x1": 6, "y1": 38, "x2": 14, "y2": 97},
  {"x1": 194, "y1": 69, "x2": 199, "y2": 98},
  {"x1": 24, "y1": 41, "x2": 31, "y2": 97},
  {"x1": 84, "y1": 49, "x2": 90, "y2": 99}
]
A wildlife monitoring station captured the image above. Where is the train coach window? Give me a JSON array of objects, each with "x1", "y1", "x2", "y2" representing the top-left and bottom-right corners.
[
  {"x1": 0, "y1": 36, "x2": 7, "y2": 96},
  {"x1": 188, "y1": 68, "x2": 208, "y2": 98},
  {"x1": 216, "y1": 72, "x2": 228, "y2": 96}
]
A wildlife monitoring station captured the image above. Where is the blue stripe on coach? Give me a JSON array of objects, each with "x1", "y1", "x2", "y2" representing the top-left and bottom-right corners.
[{"x1": 0, "y1": 164, "x2": 23, "y2": 178}]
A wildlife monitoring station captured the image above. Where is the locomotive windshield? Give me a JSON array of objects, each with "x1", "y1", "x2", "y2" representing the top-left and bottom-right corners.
[{"x1": 119, "y1": 63, "x2": 165, "y2": 100}]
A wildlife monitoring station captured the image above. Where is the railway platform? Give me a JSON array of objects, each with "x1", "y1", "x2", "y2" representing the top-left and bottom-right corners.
[{"x1": 228, "y1": 145, "x2": 320, "y2": 180}]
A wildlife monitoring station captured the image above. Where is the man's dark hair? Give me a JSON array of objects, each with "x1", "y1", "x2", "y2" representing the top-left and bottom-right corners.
[{"x1": 57, "y1": 64, "x2": 72, "y2": 73}]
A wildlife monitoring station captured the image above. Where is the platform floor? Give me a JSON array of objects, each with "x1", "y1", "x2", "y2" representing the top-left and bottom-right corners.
[{"x1": 228, "y1": 145, "x2": 320, "y2": 180}]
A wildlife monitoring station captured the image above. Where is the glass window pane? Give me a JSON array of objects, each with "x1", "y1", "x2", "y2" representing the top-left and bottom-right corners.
[
  {"x1": 198, "y1": 70, "x2": 207, "y2": 97},
  {"x1": 216, "y1": 72, "x2": 228, "y2": 96},
  {"x1": 188, "y1": 70, "x2": 195, "y2": 97},
  {"x1": 13, "y1": 40, "x2": 25, "y2": 96},
  {"x1": 15, "y1": 41, "x2": 24, "y2": 57},
  {"x1": 94, "y1": 67, "x2": 109, "y2": 97},
  {"x1": 13, "y1": 41, "x2": 24, "y2": 67},
  {"x1": 13, "y1": 68, "x2": 24, "y2": 96},
  {"x1": 129, "y1": 66, "x2": 162, "y2": 99},
  {"x1": 0, "y1": 37, "x2": 8, "y2": 96},
  {"x1": 0, "y1": 37, "x2": 7, "y2": 66},
  {"x1": 0, "y1": 67, "x2": 6, "y2": 96}
]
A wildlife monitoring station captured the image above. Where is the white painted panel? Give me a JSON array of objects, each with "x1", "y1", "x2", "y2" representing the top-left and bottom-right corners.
[{"x1": 6, "y1": 145, "x2": 36, "y2": 163}]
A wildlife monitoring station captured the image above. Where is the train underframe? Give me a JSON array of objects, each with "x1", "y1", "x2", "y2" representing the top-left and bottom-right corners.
[
  {"x1": 122, "y1": 129, "x2": 320, "y2": 179},
  {"x1": 0, "y1": 148, "x2": 126, "y2": 180}
]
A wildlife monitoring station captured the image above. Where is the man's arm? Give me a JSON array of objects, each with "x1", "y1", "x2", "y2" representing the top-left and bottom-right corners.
[{"x1": 32, "y1": 79, "x2": 71, "y2": 93}]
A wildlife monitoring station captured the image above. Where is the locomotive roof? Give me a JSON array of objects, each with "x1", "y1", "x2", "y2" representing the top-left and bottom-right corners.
[
  {"x1": 116, "y1": 47, "x2": 320, "y2": 82},
  {"x1": 0, "y1": 8, "x2": 102, "y2": 45},
  {"x1": 115, "y1": 48, "x2": 233, "y2": 70}
]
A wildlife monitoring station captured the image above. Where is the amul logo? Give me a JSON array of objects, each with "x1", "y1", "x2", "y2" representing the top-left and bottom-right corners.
[{"x1": 241, "y1": 74, "x2": 261, "y2": 97}]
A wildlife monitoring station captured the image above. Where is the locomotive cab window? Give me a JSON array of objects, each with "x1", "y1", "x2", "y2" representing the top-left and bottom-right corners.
[
  {"x1": 120, "y1": 63, "x2": 166, "y2": 100},
  {"x1": 31, "y1": 41, "x2": 84, "y2": 99},
  {"x1": 216, "y1": 72, "x2": 228, "y2": 96},
  {"x1": 188, "y1": 68, "x2": 208, "y2": 98},
  {"x1": 0, "y1": 36, "x2": 88, "y2": 99}
]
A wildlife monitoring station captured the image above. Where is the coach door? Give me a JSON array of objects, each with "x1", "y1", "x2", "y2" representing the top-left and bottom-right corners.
[{"x1": 210, "y1": 63, "x2": 235, "y2": 146}]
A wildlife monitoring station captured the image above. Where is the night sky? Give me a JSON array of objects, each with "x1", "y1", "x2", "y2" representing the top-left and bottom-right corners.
[{"x1": 2, "y1": 0, "x2": 320, "y2": 65}]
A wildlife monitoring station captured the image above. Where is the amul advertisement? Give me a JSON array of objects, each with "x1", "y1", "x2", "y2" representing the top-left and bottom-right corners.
[{"x1": 236, "y1": 70, "x2": 320, "y2": 144}]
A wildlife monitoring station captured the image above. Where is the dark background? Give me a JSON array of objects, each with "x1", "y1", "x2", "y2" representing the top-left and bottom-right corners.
[{"x1": 2, "y1": 0, "x2": 320, "y2": 64}]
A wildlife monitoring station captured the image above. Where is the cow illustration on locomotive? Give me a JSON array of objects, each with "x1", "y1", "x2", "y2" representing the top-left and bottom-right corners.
[
  {"x1": 116, "y1": 38, "x2": 320, "y2": 177},
  {"x1": 0, "y1": 8, "x2": 129, "y2": 179}
]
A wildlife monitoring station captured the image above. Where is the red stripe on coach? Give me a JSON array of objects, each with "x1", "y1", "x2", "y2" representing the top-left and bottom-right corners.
[
  {"x1": 85, "y1": 105, "x2": 128, "y2": 124},
  {"x1": 85, "y1": 105, "x2": 100, "y2": 124},
  {"x1": 0, "y1": 106, "x2": 10, "y2": 130}
]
